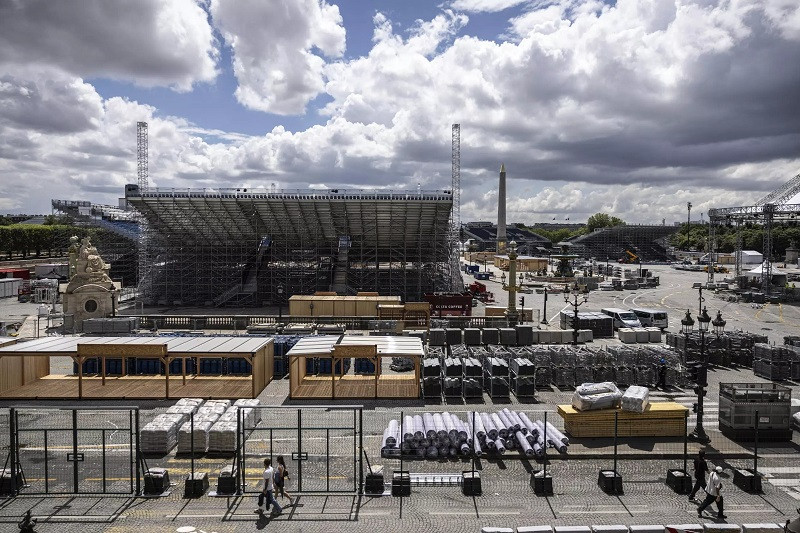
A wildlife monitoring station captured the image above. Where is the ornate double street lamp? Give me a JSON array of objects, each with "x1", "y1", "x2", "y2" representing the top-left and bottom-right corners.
[
  {"x1": 564, "y1": 280, "x2": 589, "y2": 346},
  {"x1": 682, "y1": 304, "x2": 722, "y2": 444},
  {"x1": 500, "y1": 241, "x2": 525, "y2": 327}
]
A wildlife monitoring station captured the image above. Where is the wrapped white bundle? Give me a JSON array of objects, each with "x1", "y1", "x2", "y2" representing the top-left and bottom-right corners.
[
  {"x1": 621, "y1": 385, "x2": 650, "y2": 413},
  {"x1": 166, "y1": 405, "x2": 197, "y2": 417},
  {"x1": 141, "y1": 413, "x2": 186, "y2": 454},
  {"x1": 177, "y1": 418, "x2": 214, "y2": 453},
  {"x1": 571, "y1": 382, "x2": 622, "y2": 411},
  {"x1": 234, "y1": 399, "x2": 262, "y2": 425},
  {"x1": 174, "y1": 398, "x2": 204, "y2": 411},
  {"x1": 208, "y1": 417, "x2": 238, "y2": 453}
]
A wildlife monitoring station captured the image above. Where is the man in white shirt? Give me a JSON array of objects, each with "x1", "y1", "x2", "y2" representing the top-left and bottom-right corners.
[
  {"x1": 697, "y1": 465, "x2": 726, "y2": 519},
  {"x1": 256, "y1": 458, "x2": 283, "y2": 516}
]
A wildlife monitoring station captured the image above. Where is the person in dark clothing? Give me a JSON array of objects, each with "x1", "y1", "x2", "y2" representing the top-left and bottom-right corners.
[
  {"x1": 656, "y1": 358, "x2": 667, "y2": 389},
  {"x1": 689, "y1": 449, "x2": 708, "y2": 502}
]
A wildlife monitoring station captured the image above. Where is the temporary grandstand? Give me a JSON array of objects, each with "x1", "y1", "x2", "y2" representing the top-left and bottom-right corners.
[
  {"x1": 51, "y1": 199, "x2": 140, "y2": 287},
  {"x1": 567, "y1": 225, "x2": 677, "y2": 262},
  {"x1": 124, "y1": 185, "x2": 456, "y2": 307},
  {"x1": 462, "y1": 222, "x2": 550, "y2": 255}
]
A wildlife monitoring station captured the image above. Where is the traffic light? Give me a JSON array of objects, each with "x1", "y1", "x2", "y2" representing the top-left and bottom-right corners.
[
  {"x1": 687, "y1": 362, "x2": 707, "y2": 386},
  {"x1": 519, "y1": 296, "x2": 525, "y2": 307}
]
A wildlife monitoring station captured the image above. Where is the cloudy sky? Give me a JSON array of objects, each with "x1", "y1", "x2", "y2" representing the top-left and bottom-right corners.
[{"x1": 1, "y1": 0, "x2": 798, "y2": 224}]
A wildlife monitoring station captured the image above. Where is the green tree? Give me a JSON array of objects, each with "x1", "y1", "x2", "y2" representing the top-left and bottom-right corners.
[{"x1": 586, "y1": 213, "x2": 625, "y2": 232}]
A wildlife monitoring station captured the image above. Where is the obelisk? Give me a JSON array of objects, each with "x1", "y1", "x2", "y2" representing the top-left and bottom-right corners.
[{"x1": 497, "y1": 163, "x2": 507, "y2": 254}]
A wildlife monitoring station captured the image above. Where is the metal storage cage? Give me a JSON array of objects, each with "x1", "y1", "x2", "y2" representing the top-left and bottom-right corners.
[{"x1": 718, "y1": 382, "x2": 792, "y2": 441}]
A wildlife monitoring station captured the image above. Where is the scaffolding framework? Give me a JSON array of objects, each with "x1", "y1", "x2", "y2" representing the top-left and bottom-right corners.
[
  {"x1": 567, "y1": 225, "x2": 677, "y2": 261},
  {"x1": 125, "y1": 187, "x2": 455, "y2": 307}
]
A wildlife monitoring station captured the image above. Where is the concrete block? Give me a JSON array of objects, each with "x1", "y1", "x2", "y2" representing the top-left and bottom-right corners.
[
  {"x1": 628, "y1": 527, "x2": 663, "y2": 533},
  {"x1": 702, "y1": 525, "x2": 741, "y2": 533},
  {"x1": 647, "y1": 327, "x2": 662, "y2": 342},
  {"x1": 518, "y1": 527, "x2": 554, "y2": 533},
  {"x1": 665, "y1": 525, "x2": 702, "y2": 533},
  {"x1": 561, "y1": 329, "x2": 573, "y2": 344},
  {"x1": 481, "y1": 528, "x2": 514, "y2": 533},
  {"x1": 577, "y1": 329, "x2": 593, "y2": 343},
  {"x1": 741, "y1": 525, "x2": 783, "y2": 533},
  {"x1": 634, "y1": 328, "x2": 650, "y2": 343},
  {"x1": 618, "y1": 328, "x2": 637, "y2": 344},
  {"x1": 530, "y1": 329, "x2": 539, "y2": 344},
  {"x1": 555, "y1": 527, "x2": 592, "y2": 533},
  {"x1": 537, "y1": 330, "x2": 554, "y2": 344},
  {"x1": 591, "y1": 526, "x2": 629, "y2": 533}
]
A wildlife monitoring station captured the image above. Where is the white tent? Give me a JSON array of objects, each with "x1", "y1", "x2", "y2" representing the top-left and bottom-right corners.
[{"x1": 744, "y1": 263, "x2": 787, "y2": 279}]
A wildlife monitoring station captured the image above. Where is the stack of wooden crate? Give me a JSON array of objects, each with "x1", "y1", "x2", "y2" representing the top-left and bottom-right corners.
[{"x1": 557, "y1": 402, "x2": 688, "y2": 437}]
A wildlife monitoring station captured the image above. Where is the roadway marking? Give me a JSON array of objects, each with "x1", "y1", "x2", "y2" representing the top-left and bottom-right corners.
[{"x1": 430, "y1": 511, "x2": 520, "y2": 516}]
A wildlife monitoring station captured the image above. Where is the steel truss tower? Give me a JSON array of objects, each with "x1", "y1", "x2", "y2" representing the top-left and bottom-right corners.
[
  {"x1": 708, "y1": 172, "x2": 800, "y2": 294},
  {"x1": 136, "y1": 122, "x2": 150, "y2": 300},
  {"x1": 449, "y1": 124, "x2": 463, "y2": 292}
]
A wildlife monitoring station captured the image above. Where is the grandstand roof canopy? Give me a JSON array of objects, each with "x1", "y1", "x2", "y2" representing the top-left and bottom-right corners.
[
  {"x1": 125, "y1": 185, "x2": 453, "y2": 246},
  {"x1": 0, "y1": 336, "x2": 271, "y2": 357}
]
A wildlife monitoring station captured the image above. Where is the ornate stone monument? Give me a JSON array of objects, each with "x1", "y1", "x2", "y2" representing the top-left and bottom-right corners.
[{"x1": 62, "y1": 236, "x2": 118, "y2": 332}]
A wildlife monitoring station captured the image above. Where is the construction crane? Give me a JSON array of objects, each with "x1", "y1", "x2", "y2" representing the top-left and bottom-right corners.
[{"x1": 708, "y1": 172, "x2": 800, "y2": 294}]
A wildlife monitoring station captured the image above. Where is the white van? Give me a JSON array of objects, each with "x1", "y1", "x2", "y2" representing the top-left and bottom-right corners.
[
  {"x1": 629, "y1": 308, "x2": 669, "y2": 329},
  {"x1": 601, "y1": 308, "x2": 642, "y2": 330}
]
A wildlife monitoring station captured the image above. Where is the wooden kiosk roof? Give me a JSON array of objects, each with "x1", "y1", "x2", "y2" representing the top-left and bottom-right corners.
[
  {"x1": 287, "y1": 335, "x2": 423, "y2": 400},
  {"x1": 0, "y1": 336, "x2": 274, "y2": 400}
]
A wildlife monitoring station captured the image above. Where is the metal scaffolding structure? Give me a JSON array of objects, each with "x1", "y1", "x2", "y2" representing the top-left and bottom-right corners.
[
  {"x1": 567, "y1": 225, "x2": 677, "y2": 262},
  {"x1": 708, "y1": 172, "x2": 800, "y2": 294},
  {"x1": 449, "y1": 124, "x2": 464, "y2": 292},
  {"x1": 124, "y1": 186, "x2": 455, "y2": 307}
]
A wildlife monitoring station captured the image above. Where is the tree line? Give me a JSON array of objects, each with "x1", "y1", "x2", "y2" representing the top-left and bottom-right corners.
[
  {"x1": 0, "y1": 224, "x2": 106, "y2": 259},
  {"x1": 669, "y1": 222, "x2": 800, "y2": 258}
]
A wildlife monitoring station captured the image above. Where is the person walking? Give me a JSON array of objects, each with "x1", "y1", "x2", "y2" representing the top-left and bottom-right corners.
[
  {"x1": 274, "y1": 455, "x2": 295, "y2": 506},
  {"x1": 656, "y1": 358, "x2": 667, "y2": 389},
  {"x1": 688, "y1": 449, "x2": 708, "y2": 502},
  {"x1": 255, "y1": 458, "x2": 283, "y2": 516},
  {"x1": 697, "y1": 465, "x2": 726, "y2": 519}
]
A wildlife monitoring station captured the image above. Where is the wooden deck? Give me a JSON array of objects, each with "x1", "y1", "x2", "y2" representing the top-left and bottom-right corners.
[
  {"x1": 0, "y1": 374, "x2": 255, "y2": 400},
  {"x1": 292, "y1": 374, "x2": 419, "y2": 399}
]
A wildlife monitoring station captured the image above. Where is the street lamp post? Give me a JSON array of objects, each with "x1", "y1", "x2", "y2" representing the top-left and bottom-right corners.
[
  {"x1": 564, "y1": 280, "x2": 589, "y2": 346},
  {"x1": 541, "y1": 286, "x2": 548, "y2": 325},
  {"x1": 500, "y1": 241, "x2": 524, "y2": 327},
  {"x1": 276, "y1": 283, "x2": 284, "y2": 323},
  {"x1": 689, "y1": 307, "x2": 713, "y2": 443}
]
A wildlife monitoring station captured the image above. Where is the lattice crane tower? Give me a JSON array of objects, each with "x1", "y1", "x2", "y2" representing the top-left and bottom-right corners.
[{"x1": 137, "y1": 121, "x2": 149, "y2": 192}]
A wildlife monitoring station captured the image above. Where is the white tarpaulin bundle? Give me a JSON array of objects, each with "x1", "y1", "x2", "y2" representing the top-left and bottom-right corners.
[
  {"x1": 572, "y1": 382, "x2": 623, "y2": 411},
  {"x1": 621, "y1": 385, "x2": 650, "y2": 413}
]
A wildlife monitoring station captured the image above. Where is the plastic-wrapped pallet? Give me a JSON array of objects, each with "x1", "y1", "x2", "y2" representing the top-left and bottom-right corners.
[
  {"x1": 511, "y1": 358, "x2": 535, "y2": 376},
  {"x1": 173, "y1": 398, "x2": 204, "y2": 412},
  {"x1": 208, "y1": 408, "x2": 239, "y2": 453},
  {"x1": 571, "y1": 382, "x2": 622, "y2": 411},
  {"x1": 445, "y1": 357, "x2": 462, "y2": 377},
  {"x1": 177, "y1": 418, "x2": 215, "y2": 454},
  {"x1": 141, "y1": 413, "x2": 186, "y2": 454},
  {"x1": 620, "y1": 385, "x2": 650, "y2": 413},
  {"x1": 463, "y1": 357, "x2": 482, "y2": 376},
  {"x1": 167, "y1": 405, "x2": 198, "y2": 418},
  {"x1": 234, "y1": 399, "x2": 261, "y2": 426}
]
